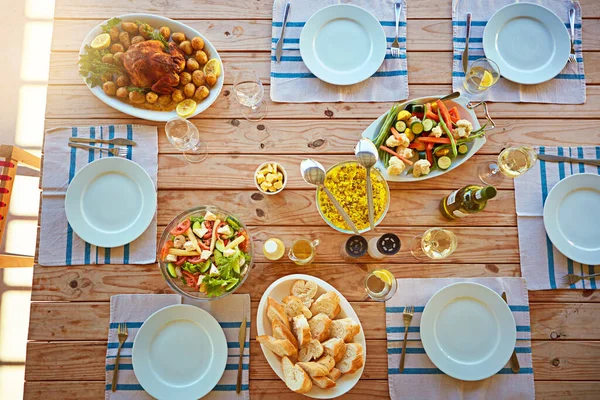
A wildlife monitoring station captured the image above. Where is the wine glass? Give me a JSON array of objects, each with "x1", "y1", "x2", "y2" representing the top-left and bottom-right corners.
[
  {"x1": 411, "y1": 228, "x2": 458, "y2": 260},
  {"x1": 165, "y1": 117, "x2": 208, "y2": 163},
  {"x1": 478, "y1": 145, "x2": 538, "y2": 186},
  {"x1": 233, "y1": 69, "x2": 268, "y2": 121},
  {"x1": 463, "y1": 58, "x2": 500, "y2": 95}
]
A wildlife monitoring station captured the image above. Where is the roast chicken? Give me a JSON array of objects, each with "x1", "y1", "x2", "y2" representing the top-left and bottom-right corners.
[{"x1": 121, "y1": 40, "x2": 186, "y2": 95}]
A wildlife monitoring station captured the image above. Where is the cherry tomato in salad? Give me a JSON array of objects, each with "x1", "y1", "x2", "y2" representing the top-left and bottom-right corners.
[
  {"x1": 160, "y1": 240, "x2": 173, "y2": 259},
  {"x1": 170, "y1": 219, "x2": 191, "y2": 236},
  {"x1": 174, "y1": 256, "x2": 188, "y2": 266},
  {"x1": 187, "y1": 256, "x2": 204, "y2": 264},
  {"x1": 199, "y1": 240, "x2": 210, "y2": 250},
  {"x1": 203, "y1": 232, "x2": 212, "y2": 239},
  {"x1": 239, "y1": 231, "x2": 249, "y2": 252},
  {"x1": 182, "y1": 270, "x2": 197, "y2": 287}
]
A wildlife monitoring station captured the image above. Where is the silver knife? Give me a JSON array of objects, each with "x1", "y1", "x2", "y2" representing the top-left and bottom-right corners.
[
  {"x1": 236, "y1": 316, "x2": 247, "y2": 394},
  {"x1": 501, "y1": 292, "x2": 520, "y2": 373},
  {"x1": 70, "y1": 137, "x2": 137, "y2": 146},
  {"x1": 462, "y1": 13, "x2": 472, "y2": 73},
  {"x1": 275, "y1": 2, "x2": 291, "y2": 62},
  {"x1": 537, "y1": 153, "x2": 600, "y2": 167}
]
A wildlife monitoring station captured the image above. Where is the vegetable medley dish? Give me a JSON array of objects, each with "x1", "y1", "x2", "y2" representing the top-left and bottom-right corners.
[
  {"x1": 371, "y1": 99, "x2": 486, "y2": 178},
  {"x1": 160, "y1": 210, "x2": 251, "y2": 297},
  {"x1": 318, "y1": 162, "x2": 388, "y2": 231},
  {"x1": 79, "y1": 17, "x2": 221, "y2": 117}
]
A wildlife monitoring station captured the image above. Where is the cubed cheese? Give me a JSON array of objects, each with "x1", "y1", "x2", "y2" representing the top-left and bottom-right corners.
[
  {"x1": 183, "y1": 241, "x2": 195, "y2": 251},
  {"x1": 200, "y1": 250, "x2": 213, "y2": 260},
  {"x1": 209, "y1": 264, "x2": 219, "y2": 276},
  {"x1": 223, "y1": 248, "x2": 236, "y2": 257},
  {"x1": 165, "y1": 254, "x2": 177, "y2": 262},
  {"x1": 193, "y1": 222, "x2": 209, "y2": 239},
  {"x1": 217, "y1": 225, "x2": 232, "y2": 236},
  {"x1": 204, "y1": 211, "x2": 217, "y2": 221}
]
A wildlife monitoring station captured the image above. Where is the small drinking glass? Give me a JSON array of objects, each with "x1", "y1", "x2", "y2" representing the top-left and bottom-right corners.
[
  {"x1": 165, "y1": 117, "x2": 208, "y2": 163},
  {"x1": 364, "y1": 269, "x2": 397, "y2": 301},
  {"x1": 411, "y1": 228, "x2": 458, "y2": 260},
  {"x1": 233, "y1": 69, "x2": 268, "y2": 121},
  {"x1": 288, "y1": 238, "x2": 319, "y2": 265},
  {"x1": 478, "y1": 145, "x2": 538, "y2": 186},
  {"x1": 463, "y1": 58, "x2": 500, "y2": 95}
]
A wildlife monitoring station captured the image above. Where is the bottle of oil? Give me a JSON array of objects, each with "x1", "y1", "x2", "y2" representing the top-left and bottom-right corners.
[
  {"x1": 263, "y1": 238, "x2": 285, "y2": 261},
  {"x1": 440, "y1": 184, "x2": 497, "y2": 219}
]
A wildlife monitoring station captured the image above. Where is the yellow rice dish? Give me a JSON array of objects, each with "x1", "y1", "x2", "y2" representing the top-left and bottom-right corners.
[{"x1": 317, "y1": 162, "x2": 388, "y2": 231}]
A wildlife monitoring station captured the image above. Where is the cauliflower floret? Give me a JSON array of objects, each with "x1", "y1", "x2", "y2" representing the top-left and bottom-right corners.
[
  {"x1": 412, "y1": 159, "x2": 431, "y2": 178},
  {"x1": 395, "y1": 146, "x2": 414, "y2": 160},
  {"x1": 183, "y1": 241, "x2": 195, "y2": 252},
  {"x1": 431, "y1": 125, "x2": 443, "y2": 138},
  {"x1": 456, "y1": 119, "x2": 473, "y2": 136},
  {"x1": 387, "y1": 156, "x2": 406, "y2": 176},
  {"x1": 453, "y1": 127, "x2": 468, "y2": 138},
  {"x1": 386, "y1": 133, "x2": 410, "y2": 148}
]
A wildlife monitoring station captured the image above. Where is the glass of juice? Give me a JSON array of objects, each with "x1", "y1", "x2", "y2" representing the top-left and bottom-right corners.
[
  {"x1": 364, "y1": 269, "x2": 397, "y2": 301},
  {"x1": 288, "y1": 238, "x2": 319, "y2": 265},
  {"x1": 463, "y1": 58, "x2": 500, "y2": 95},
  {"x1": 410, "y1": 228, "x2": 458, "y2": 260}
]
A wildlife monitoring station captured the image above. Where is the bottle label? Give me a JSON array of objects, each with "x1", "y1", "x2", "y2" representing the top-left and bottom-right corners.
[
  {"x1": 452, "y1": 210, "x2": 468, "y2": 218},
  {"x1": 446, "y1": 190, "x2": 459, "y2": 206},
  {"x1": 475, "y1": 190, "x2": 483, "y2": 200}
]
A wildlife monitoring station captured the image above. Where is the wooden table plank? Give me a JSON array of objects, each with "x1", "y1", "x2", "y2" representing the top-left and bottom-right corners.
[{"x1": 530, "y1": 303, "x2": 600, "y2": 340}]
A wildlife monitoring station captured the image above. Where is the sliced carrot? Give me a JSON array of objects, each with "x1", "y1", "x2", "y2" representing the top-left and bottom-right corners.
[
  {"x1": 379, "y1": 145, "x2": 414, "y2": 166},
  {"x1": 390, "y1": 126, "x2": 402, "y2": 140},
  {"x1": 426, "y1": 142, "x2": 434, "y2": 164},
  {"x1": 409, "y1": 142, "x2": 426, "y2": 151},
  {"x1": 437, "y1": 100, "x2": 453, "y2": 128},
  {"x1": 416, "y1": 136, "x2": 451, "y2": 144},
  {"x1": 425, "y1": 103, "x2": 440, "y2": 121},
  {"x1": 449, "y1": 106, "x2": 461, "y2": 120}
]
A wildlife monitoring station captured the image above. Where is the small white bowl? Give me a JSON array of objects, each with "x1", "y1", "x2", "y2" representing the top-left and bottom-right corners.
[{"x1": 254, "y1": 162, "x2": 287, "y2": 195}]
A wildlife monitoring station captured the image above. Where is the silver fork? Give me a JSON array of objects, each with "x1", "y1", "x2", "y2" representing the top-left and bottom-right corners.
[
  {"x1": 390, "y1": 2, "x2": 402, "y2": 58},
  {"x1": 399, "y1": 305, "x2": 414, "y2": 373},
  {"x1": 563, "y1": 273, "x2": 600, "y2": 285},
  {"x1": 111, "y1": 322, "x2": 129, "y2": 392},
  {"x1": 68, "y1": 142, "x2": 128, "y2": 157},
  {"x1": 568, "y1": 8, "x2": 577, "y2": 63}
]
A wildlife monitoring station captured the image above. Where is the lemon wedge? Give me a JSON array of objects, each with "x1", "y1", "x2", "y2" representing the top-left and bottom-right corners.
[
  {"x1": 203, "y1": 59, "x2": 221, "y2": 77},
  {"x1": 90, "y1": 33, "x2": 111, "y2": 50},
  {"x1": 373, "y1": 270, "x2": 394, "y2": 286},
  {"x1": 480, "y1": 70, "x2": 494, "y2": 88},
  {"x1": 176, "y1": 99, "x2": 197, "y2": 118}
]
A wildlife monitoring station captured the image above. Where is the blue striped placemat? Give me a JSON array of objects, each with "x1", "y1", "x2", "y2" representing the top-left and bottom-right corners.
[
  {"x1": 105, "y1": 294, "x2": 251, "y2": 399},
  {"x1": 270, "y1": 0, "x2": 408, "y2": 103},
  {"x1": 39, "y1": 124, "x2": 158, "y2": 266},
  {"x1": 386, "y1": 278, "x2": 534, "y2": 400},
  {"x1": 452, "y1": 0, "x2": 585, "y2": 104},
  {"x1": 515, "y1": 146, "x2": 599, "y2": 290}
]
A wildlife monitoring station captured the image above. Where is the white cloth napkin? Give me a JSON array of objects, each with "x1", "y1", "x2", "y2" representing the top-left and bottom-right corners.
[
  {"x1": 515, "y1": 146, "x2": 600, "y2": 290},
  {"x1": 452, "y1": 0, "x2": 585, "y2": 104},
  {"x1": 270, "y1": 0, "x2": 408, "y2": 103},
  {"x1": 38, "y1": 125, "x2": 158, "y2": 266},
  {"x1": 386, "y1": 278, "x2": 534, "y2": 400},
  {"x1": 105, "y1": 294, "x2": 251, "y2": 400}
]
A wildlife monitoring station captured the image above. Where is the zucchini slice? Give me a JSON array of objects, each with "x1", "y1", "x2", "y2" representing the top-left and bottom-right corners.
[
  {"x1": 167, "y1": 263, "x2": 178, "y2": 278},
  {"x1": 458, "y1": 144, "x2": 469, "y2": 155},
  {"x1": 437, "y1": 156, "x2": 452, "y2": 170},
  {"x1": 411, "y1": 121, "x2": 424, "y2": 135},
  {"x1": 422, "y1": 119, "x2": 434, "y2": 132},
  {"x1": 394, "y1": 120, "x2": 407, "y2": 132}
]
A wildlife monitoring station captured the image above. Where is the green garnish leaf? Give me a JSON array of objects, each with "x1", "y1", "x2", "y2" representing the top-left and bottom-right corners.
[
  {"x1": 127, "y1": 86, "x2": 147, "y2": 93},
  {"x1": 148, "y1": 30, "x2": 169, "y2": 49},
  {"x1": 78, "y1": 45, "x2": 125, "y2": 87},
  {"x1": 101, "y1": 17, "x2": 122, "y2": 33}
]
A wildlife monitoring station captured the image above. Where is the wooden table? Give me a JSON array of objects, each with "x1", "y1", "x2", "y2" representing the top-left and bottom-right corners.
[{"x1": 26, "y1": 0, "x2": 600, "y2": 398}]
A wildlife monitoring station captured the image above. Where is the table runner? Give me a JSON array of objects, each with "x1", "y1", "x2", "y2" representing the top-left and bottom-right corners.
[
  {"x1": 452, "y1": 0, "x2": 585, "y2": 104},
  {"x1": 270, "y1": 0, "x2": 408, "y2": 103},
  {"x1": 105, "y1": 294, "x2": 251, "y2": 400},
  {"x1": 515, "y1": 146, "x2": 599, "y2": 290},
  {"x1": 386, "y1": 277, "x2": 534, "y2": 400},
  {"x1": 38, "y1": 125, "x2": 158, "y2": 266}
]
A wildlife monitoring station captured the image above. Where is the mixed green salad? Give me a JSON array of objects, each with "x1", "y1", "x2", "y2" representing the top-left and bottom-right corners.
[{"x1": 160, "y1": 210, "x2": 251, "y2": 297}]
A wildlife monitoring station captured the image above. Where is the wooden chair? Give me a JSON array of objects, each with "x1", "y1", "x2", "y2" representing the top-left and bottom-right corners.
[{"x1": 0, "y1": 145, "x2": 41, "y2": 268}]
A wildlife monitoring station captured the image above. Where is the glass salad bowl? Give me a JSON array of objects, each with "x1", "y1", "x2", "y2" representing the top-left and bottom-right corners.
[{"x1": 157, "y1": 205, "x2": 254, "y2": 301}]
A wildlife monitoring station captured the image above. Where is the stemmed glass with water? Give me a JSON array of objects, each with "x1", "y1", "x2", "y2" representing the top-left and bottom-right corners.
[
  {"x1": 233, "y1": 69, "x2": 268, "y2": 121},
  {"x1": 165, "y1": 117, "x2": 208, "y2": 163}
]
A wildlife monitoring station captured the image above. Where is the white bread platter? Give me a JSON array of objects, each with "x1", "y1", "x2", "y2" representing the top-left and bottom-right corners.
[{"x1": 256, "y1": 274, "x2": 366, "y2": 398}]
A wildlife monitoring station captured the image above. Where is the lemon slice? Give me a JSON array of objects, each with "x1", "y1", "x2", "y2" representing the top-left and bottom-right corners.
[
  {"x1": 480, "y1": 70, "x2": 494, "y2": 88},
  {"x1": 176, "y1": 99, "x2": 197, "y2": 118},
  {"x1": 373, "y1": 270, "x2": 394, "y2": 286},
  {"x1": 90, "y1": 33, "x2": 111, "y2": 50},
  {"x1": 203, "y1": 59, "x2": 221, "y2": 77}
]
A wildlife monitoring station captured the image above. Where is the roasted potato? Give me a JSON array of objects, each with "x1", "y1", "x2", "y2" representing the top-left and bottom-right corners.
[
  {"x1": 158, "y1": 94, "x2": 172, "y2": 106},
  {"x1": 131, "y1": 35, "x2": 145, "y2": 45},
  {"x1": 171, "y1": 89, "x2": 185, "y2": 103},
  {"x1": 101, "y1": 53, "x2": 114, "y2": 64},
  {"x1": 179, "y1": 72, "x2": 192, "y2": 85},
  {"x1": 103, "y1": 81, "x2": 117, "y2": 96},
  {"x1": 172, "y1": 32, "x2": 186, "y2": 43},
  {"x1": 119, "y1": 31, "x2": 131, "y2": 49},
  {"x1": 191, "y1": 36, "x2": 205, "y2": 51},
  {"x1": 186, "y1": 58, "x2": 200, "y2": 72},
  {"x1": 159, "y1": 26, "x2": 171, "y2": 40},
  {"x1": 194, "y1": 50, "x2": 208, "y2": 65},
  {"x1": 121, "y1": 22, "x2": 138, "y2": 34},
  {"x1": 183, "y1": 83, "x2": 196, "y2": 98},
  {"x1": 192, "y1": 70, "x2": 205, "y2": 86},
  {"x1": 109, "y1": 26, "x2": 120, "y2": 42},
  {"x1": 179, "y1": 40, "x2": 193, "y2": 56},
  {"x1": 110, "y1": 43, "x2": 124, "y2": 54},
  {"x1": 146, "y1": 92, "x2": 158, "y2": 104},
  {"x1": 129, "y1": 91, "x2": 146, "y2": 104},
  {"x1": 205, "y1": 73, "x2": 217, "y2": 87},
  {"x1": 138, "y1": 22, "x2": 153, "y2": 39},
  {"x1": 116, "y1": 87, "x2": 129, "y2": 99},
  {"x1": 113, "y1": 51, "x2": 124, "y2": 65},
  {"x1": 195, "y1": 85, "x2": 209, "y2": 100},
  {"x1": 115, "y1": 74, "x2": 130, "y2": 87}
]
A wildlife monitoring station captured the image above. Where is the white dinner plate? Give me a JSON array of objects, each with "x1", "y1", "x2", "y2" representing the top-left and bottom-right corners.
[
  {"x1": 543, "y1": 173, "x2": 600, "y2": 265},
  {"x1": 132, "y1": 304, "x2": 228, "y2": 400},
  {"x1": 299, "y1": 4, "x2": 386, "y2": 85},
  {"x1": 65, "y1": 157, "x2": 156, "y2": 248},
  {"x1": 80, "y1": 14, "x2": 224, "y2": 121},
  {"x1": 257, "y1": 274, "x2": 366, "y2": 398},
  {"x1": 483, "y1": 3, "x2": 570, "y2": 85},
  {"x1": 420, "y1": 282, "x2": 516, "y2": 381}
]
